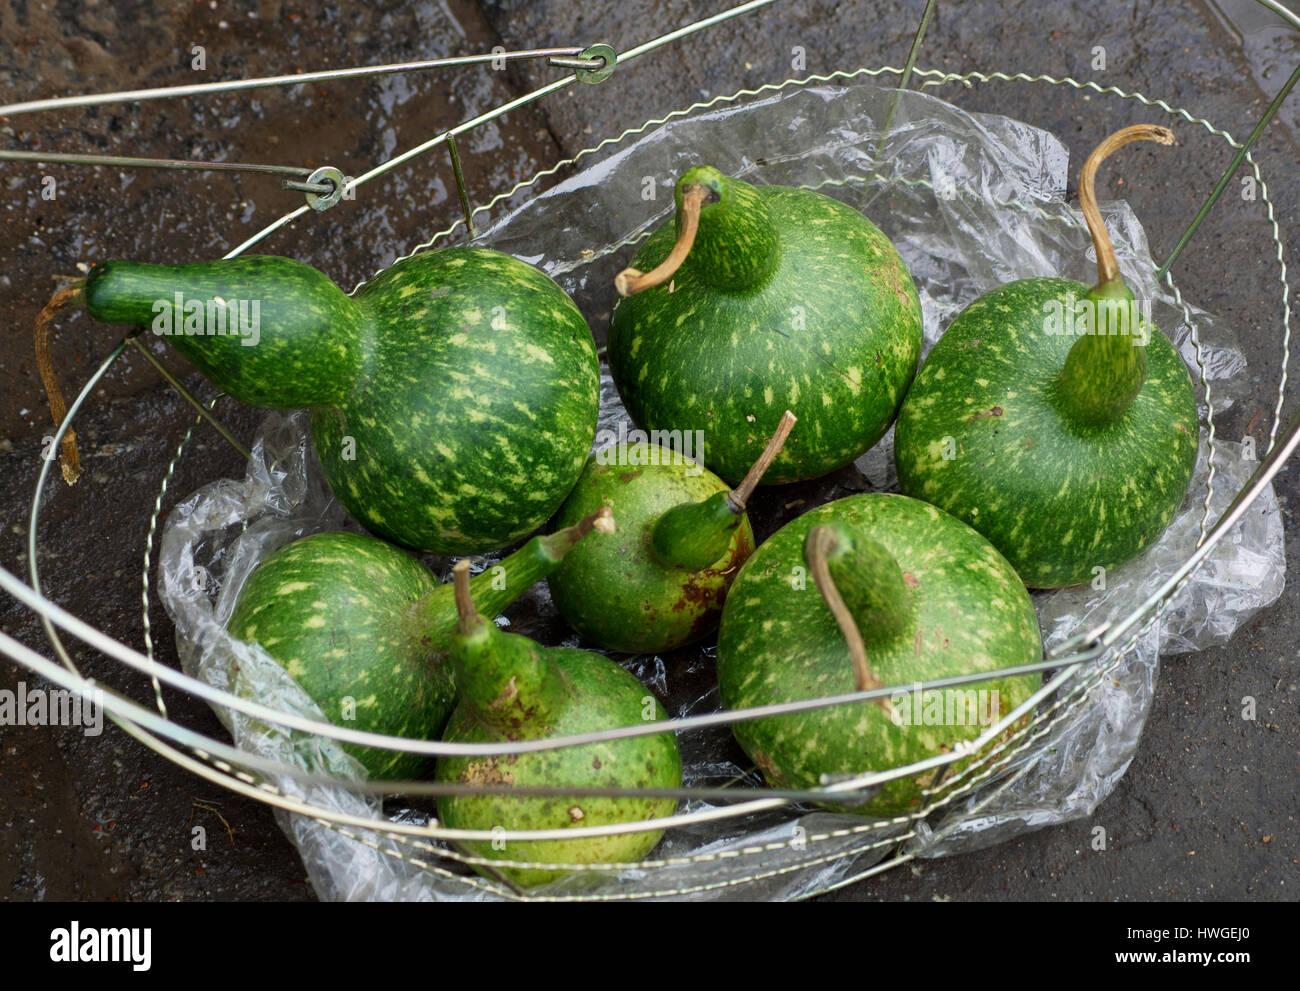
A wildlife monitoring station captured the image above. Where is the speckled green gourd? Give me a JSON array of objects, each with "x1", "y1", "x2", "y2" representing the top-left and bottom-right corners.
[
  {"x1": 608, "y1": 166, "x2": 923, "y2": 485},
  {"x1": 547, "y1": 446, "x2": 752, "y2": 654},
  {"x1": 436, "y1": 562, "x2": 681, "y2": 888},
  {"x1": 894, "y1": 126, "x2": 1199, "y2": 588},
  {"x1": 716, "y1": 493, "x2": 1042, "y2": 818},
  {"x1": 547, "y1": 412, "x2": 795, "y2": 653},
  {"x1": 226, "y1": 507, "x2": 612, "y2": 780},
  {"x1": 84, "y1": 248, "x2": 599, "y2": 555}
]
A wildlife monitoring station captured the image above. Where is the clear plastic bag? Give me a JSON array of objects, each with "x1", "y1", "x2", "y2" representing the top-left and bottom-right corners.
[{"x1": 158, "y1": 81, "x2": 1284, "y2": 899}]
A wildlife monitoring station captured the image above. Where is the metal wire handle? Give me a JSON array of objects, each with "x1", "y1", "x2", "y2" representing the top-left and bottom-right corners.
[{"x1": 0, "y1": 44, "x2": 616, "y2": 207}]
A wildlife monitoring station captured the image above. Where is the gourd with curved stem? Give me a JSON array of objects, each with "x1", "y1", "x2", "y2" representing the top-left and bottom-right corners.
[
  {"x1": 894, "y1": 125, "x2": 1199, "y2": 588},
  {"x1": 716, "y1": 493, "x2": 1041, "y2": 818},
  {"x1": 608, "y1": 165, "x2": 923, "y2": 486},
  {"x1": 548, "y1": 410, "x2": 797, "y2": 653}
]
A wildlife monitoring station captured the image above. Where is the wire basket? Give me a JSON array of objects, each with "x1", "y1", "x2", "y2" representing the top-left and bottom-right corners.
[{"x1": 3, "y1": 0, "x2": 1297, "y2": 900}]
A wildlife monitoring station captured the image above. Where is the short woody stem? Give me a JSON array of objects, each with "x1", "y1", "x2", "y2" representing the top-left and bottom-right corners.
[
  {"x1": 535, "y1": 503, "x2": 614, "y2": 562},
  {"x1": 728, "y1": 410, "x2": 797, "y2": 512},
  {"x1": 452, "y1": 559, "x2": 484, "y2": 635}
]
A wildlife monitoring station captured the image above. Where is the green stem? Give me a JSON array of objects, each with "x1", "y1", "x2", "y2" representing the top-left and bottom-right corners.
[
  {"x1": 1052, "y1": 125, "x2": 1173, "y2": 429},
  {"x1": 449, "y1": 560, "x2": 560, "y2": 729},
  {"x1": 651, "y1": 411, "x2": 796, "y2": 570},
  {"x1": 416, "y1": 505, "x2": 613, "y2": 635}
]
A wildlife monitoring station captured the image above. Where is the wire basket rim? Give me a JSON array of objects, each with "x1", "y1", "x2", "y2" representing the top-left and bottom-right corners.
[{"x1": 13, "y1": 68, "x2": 1288, "y2": 806}]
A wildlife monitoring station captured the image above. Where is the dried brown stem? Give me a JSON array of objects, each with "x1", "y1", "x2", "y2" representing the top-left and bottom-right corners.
[
  {"x1": 537, "y1": 504, "x2": 615, "y2": 564},
  {"x1": 614, "y1": 184, "x2": 710, "y2": 297},
  {"x1": 728, "y1": 410, "x2": 797, "y2": 511},
  {"x1": 34, "y1": 279, "x2": 86, "y2": 485},
  {"x1": 452, "y1": 559, "x2": 482, "y2": 635},
  {"x1": 805, "y1": 525, "x2": 894, "y2": 716},
  {"x1": 1079, "y1": 124, "x2": 1175, "y2": 287},
  {"x1": 575, "y1": 503, "x2": 615, "y2": 539}
]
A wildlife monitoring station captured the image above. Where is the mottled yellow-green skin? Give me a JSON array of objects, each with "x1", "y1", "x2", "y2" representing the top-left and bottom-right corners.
[
  {"x1": 313, "y1": 249, "x2": 600, "y2": 554},
  {"x1": 226, "y1": 521, "x2": 606, "y2": 780},
  {"x1": 895, "y1": 278, "x2": 1199, "y2": 588},
  {"x1": 609, "y1": 168, "x2": 922, "y2": 485},
  {"x1": 548, "y1": 445, "x2": 755, "y2": 653},
  {"x1": 227, "y1": 531, "x2": 449, "y2": 781},
  {"x1": 85, "y1": 248, "x2": 600, "y2": 555},
  {"x1": 436, "y1": 645, "x2": 681, "y2": 889},
  {"x1": 717, "y1": 493, "x2": 1042, "y2": 818}
]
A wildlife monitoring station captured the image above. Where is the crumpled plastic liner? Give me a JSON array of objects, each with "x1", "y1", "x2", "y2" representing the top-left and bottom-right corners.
[{"x1": 157, "y1": 81, "x2": 1284, "y2": 899}]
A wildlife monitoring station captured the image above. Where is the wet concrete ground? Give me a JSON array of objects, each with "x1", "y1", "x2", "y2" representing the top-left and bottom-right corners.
[{"x1": 1, "y1": 0, "x2": 1297, "y2": 900}]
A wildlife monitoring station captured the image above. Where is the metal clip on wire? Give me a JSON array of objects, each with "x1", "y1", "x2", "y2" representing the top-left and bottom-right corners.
[
  {"x1": 0, "y1": 42, "x2": 617, "y2": 213},
  {"x1": 1045, "y1": 626, "x2": 1112, "y2": 667}
]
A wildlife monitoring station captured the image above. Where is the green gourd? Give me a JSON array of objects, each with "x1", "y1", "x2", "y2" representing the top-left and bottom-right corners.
[
  {"x1": 548, "y1": 411, "x2": 797, "y2": 653},
  {"x1": 716, "y1": 493, "x2": 1041, "y2": 818},
  {"x1": 226, "y1": 506, "x2": 613, "y2": 780},
  {"x1": 607, "y1": 166, "x2": 923, "y2": 485},
  {"x1": 79, "y1": 248, "x2": 600, "y2": 555},
  {"x1": 894, "y1": 126, "x2": 1199, "y2": 588},
  {"x1": 435, "y1": 560, "x2": 682, "y2": 888}
]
